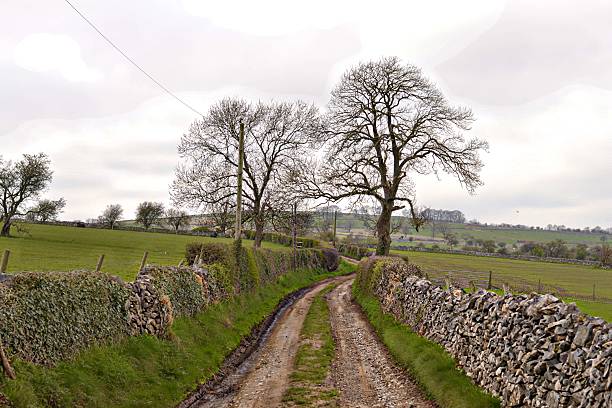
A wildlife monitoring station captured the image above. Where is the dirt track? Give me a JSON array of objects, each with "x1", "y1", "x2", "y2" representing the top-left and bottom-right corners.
[
  {"x1": 328, "y1": 279, "x2": 436, "y2": 408},
  {"x1": 183, "y1": 274, "x2": 435, "y2": 408}
]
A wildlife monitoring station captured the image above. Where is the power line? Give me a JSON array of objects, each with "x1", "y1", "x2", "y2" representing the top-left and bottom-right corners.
[{"x1": 62, "y1": 0, "x2": 204, "y2": 117}]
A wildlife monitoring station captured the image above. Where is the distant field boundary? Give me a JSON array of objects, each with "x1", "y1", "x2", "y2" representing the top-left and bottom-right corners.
[{"x1": 393, "y1": 245, "x2": 611, "y2": 269}]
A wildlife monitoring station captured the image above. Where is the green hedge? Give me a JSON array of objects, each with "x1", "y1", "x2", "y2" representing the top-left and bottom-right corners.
[
  {"x1": 139, "y1": 266, "x2": 206, "y2": 317},
  {"x1": 243, "y1": 230, "x2": 320, "y2": 248},
  {"x1": 0, "y1": 272, "x2": 131, "y2": 365},
  {"x1": 337, "y1": 243, "x2": 371, "y2": 260}
]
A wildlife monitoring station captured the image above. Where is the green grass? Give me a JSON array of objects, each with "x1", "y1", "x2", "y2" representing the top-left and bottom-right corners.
[
  {"x1": 352, "y1": 284, "x2": 500, "y2": 408},
  {"x1": 0, "y1": 223, "x2": 283, "y2": 281},
  {"x1": 0, "y1": 261, "x2": 356, "y2": 408},
  {"x1": 391, "y1": 250, "x2": 612, "y2": 320},
  {"x1": 283, "y1": 284, "x2": 338, "y2": 406}
]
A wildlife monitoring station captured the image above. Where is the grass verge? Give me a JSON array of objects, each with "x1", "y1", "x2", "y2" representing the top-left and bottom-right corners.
[
  {"x1": 0, "y1": 261, "x2": 356, "y2": 408},
  {"x1": 352, "y1": 283, "x2": 500, "y2": 408},
  {"x1": 283, "y1": 284, "x2": 338, "y2": 406}
]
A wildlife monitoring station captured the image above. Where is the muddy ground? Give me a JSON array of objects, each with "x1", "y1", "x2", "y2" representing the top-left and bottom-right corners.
[{"x1": 180, "y1": 275, "x2": 435, "y2": 408}]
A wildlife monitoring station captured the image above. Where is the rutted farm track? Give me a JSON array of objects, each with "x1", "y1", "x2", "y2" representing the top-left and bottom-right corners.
[{"x1": 181, "y1": 274, "x2": 435, "y2": 408}]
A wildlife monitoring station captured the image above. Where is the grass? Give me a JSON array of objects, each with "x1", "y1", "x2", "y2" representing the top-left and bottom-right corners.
[
  {"x1": 391, "y1": 250, "x2": 612, "y2": 320},
  {"x1": 0, "y1": 260, "x2": 356, "y2": 408},
  {"x1": 0, "y1": 223, "x2": 284, "y2": 281},
  {"x1": 283, "y1": 284, "x2": 338, "y2": 406},
  {"x1": 352, "y1": 283, "x2": 500, "y2": 408}
]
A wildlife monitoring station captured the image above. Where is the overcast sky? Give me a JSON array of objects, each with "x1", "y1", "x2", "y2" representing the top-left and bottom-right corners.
[{"x1": 2, "y1": 0, "x2": 611, "y2": 228}]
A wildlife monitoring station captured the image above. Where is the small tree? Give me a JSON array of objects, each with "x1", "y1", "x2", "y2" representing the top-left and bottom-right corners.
[
  {"x1": 166, "y1": 208, "x2": 189, "y2": 233},
  {"x1": 27, "y1": 198, "x2": 66, "y2": 222},
  {"x1": 99, "y1": 204, "x2": 123, "y2": 229},
  {"x1": 0, "y1": 153, "x2": 64, "y2": 236},
  {"x1": 135, "y1": 201, "x2": 164, "y2": 230}
]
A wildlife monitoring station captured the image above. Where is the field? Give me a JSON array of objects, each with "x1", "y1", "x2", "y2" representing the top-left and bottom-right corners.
[
  {"x1": 0, "y1": 223, "x2": 283, "y2": 281},
  {"x1": 329, "y1": 213, "x2": 610, "y2": 246},
  {"x1": 393, "y1": 249, "x2": 612, "y2": 320}
]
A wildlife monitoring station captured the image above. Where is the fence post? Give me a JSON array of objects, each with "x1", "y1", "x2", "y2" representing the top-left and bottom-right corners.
[
  {"x1": 537, "y1": 279, "x2": 542, "y2": 293},
  {"x1": 0, "y1": 341, "x2": 16, "y2": 380},
  {"x1": 177, "y1": 259, "x2": 184, "y2": 267},
  {"x1": 503, "y1": 283, "x2": 510, "y2": 295},
  {"x1": 95, "y1": 254, "x2": 105, "y2": 272},
  {"x1": 0, "y1": 250, "x2": 9, "y2": 273},
  {"x1": 487, "y1": 270, "x2": 492, "y2": 290},
  {"x1": 139, "y1": 251, "x2": 149, "y2": 271}
]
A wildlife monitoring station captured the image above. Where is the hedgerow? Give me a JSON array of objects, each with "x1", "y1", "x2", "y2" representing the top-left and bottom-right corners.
[
  {"x1": 139, "y1": 266, "x2": 206, "y2": 317},
  {"x1": 0, "y1": 271, "x2": 131, "y2": 365},
  {"x1": 243, "y1": 230, "x2": 320, "y2": 248}
]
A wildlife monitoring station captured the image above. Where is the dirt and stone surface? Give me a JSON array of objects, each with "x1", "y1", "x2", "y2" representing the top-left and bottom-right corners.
[
  {"x1": 327, "y1": 279, "x2": 436, "y2": 408},
  {"x1": 183, "y1": 274, "x2": 435, "y2": 408}
]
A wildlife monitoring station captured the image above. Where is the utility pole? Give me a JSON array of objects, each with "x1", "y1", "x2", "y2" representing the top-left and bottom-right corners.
[
  {"x1": 332, "y1": 210, "x2": 337, "y2": 247},
  {"x1": 235, "y1": 122, "x2": 244, "y2": 241}
]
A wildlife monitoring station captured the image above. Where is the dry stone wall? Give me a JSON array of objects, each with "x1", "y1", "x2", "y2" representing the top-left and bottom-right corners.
[{"x1": 364, "y1": 257, "x2": 611, "y2": 408}]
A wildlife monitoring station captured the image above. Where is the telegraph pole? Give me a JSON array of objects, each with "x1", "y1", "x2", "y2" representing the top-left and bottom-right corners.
[
  {"x1": 235, "y1": 122, "x2": 244, "y2": 241},
  {"x1": 332, "y1": 210, "x2": 337, "y2": 247}
]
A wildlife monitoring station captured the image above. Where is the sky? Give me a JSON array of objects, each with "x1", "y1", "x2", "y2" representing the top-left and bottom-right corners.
[{"x1": 1, "y1": 0, "x2": 611, "y2": 229}]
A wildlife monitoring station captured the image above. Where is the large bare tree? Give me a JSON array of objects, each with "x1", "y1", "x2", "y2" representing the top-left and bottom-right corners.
[
  {"x1": 301, "y1": 57, "x2": 488, "y2": 255},
  {"x1": 172, "y1": 98, "x2": 322, "y2": 247},
  {"x1": 0, "y1": 153, "x2": 64, "y2": 237}
]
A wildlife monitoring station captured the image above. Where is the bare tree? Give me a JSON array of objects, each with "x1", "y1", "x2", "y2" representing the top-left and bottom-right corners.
[
  {"x1": 26, "y1": 198, "x2": 66, "y2": 222},
  {"x1": 166, "y1": 208, "x2": 189, "y2": 233},
  {"x1": 135, "y1": 201, "x2": 164, "y2": 230},
  {"x1": 300, "y1": 57, "x2": 487, "y2": 255},
  {"x1": 172, "y1": 98, "x2": 323, "y2": 247},
  {"x1": 99, "y1": 204, "x2": 123, "y2": 229},
  {"x1": 0, "y1": 153, "x2": 64, "y2": 237}
]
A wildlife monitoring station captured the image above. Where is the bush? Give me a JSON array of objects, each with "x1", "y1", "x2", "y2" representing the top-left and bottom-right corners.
[
  {"x1": 243, "y1": 230, "x2": 320, "y2": 248},
  {"x1": 139, "y1": 266, "x2": 206, "y2": 317},
  {"x1": 0, "y1": 271, "x2": 131, "y2": 365},
  {"x1": 337, "y1": 243, "x2": 370, "y2": 260},
  {"x1": 185, "y1": 242, "x2": 230, "y2": 265},
  {"x1": 356, "y1": 256, "x2": 423, "y2": 294},
  {"x1": 320, "y1": 248, "x2": 340, "y2": 272}
]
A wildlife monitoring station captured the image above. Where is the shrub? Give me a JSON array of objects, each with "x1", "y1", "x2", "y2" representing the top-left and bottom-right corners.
[
  {"x1": 337, "y1": 243, "x2": 370, "y2": 260},
  {"x1": 243, "y1": 230, "x2": 320, "y2": 248},
  {"x1": 356, "y1": 256, "x2": 423, "y2": 294},
  {"x1": 139, "y1": 266, "x2": 206, "y2": 317},
  {"x1": 185, "y1": 242, "x2": 230, "y2": 265},
  {"x1": 0, "y1": 271, "x2": 131, "y2": 365},
  {"x1": 320, "y1": 248, "x2": 340, "y2": 272}
]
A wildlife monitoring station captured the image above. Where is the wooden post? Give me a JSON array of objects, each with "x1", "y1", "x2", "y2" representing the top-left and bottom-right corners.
[
  {"x1": 503, "y1": 283, "x2": 510, "y2": 295},
  {"x1": 139, "y1": 251, "x2": 149, "y2": 271},
  {"x1": 487, "y1": 270, "x2": 492, "y2": 290},
  {"x1": 95, "y1": 254, "x2": 105, "y2": 272},
  {"x1": 0, "y1": 341, "x2": 15, "y2": 380},
  {"x1": 537, "y1": 279, "x2": 542, "y2": 293},
  {"x1": 332, "y1": 210, "x2": 337, "y2": 248},
  {"x1": 444, "y1": 277, "x2": 451, "y2": 290},
  {"x1": 0, "y1": 250, "x2": 9, "y2": 273},
  {"x1": 235, "y1": 122, "x2": 244, "y2": 241},
  {"x1": 177, "y1": 259, "x2": 184, "y2": 267}
]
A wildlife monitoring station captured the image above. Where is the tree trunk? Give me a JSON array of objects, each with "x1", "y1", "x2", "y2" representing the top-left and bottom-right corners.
[
  {"x1": 375, "y1": 203, "x2": 393, "y2": 255},
  {"x1": 0, "y1": 219, "x2": 11, "y2": 237},
  {"x1": 254, "y1": 211, "x2": 265, "y2": 248}
]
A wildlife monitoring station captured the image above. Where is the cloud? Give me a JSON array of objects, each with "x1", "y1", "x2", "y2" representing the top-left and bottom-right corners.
[
  {"x1": 413, "y1": 85, "x2": 612, "y2": 228},
  {"x1": 436, "y1": 0, "x2": 612, "y2": 104},
  {"x1": 13, "y1": 33, "x2": 102, "y2": 82}
]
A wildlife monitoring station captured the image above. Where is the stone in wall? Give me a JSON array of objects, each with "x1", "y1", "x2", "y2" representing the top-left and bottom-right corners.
[
  {"x1": 369, "y1": 260, "x2": 611, "y2": 408},
  {"x1": 126, "y1": 274, "x2": 173, "y2": 336}
]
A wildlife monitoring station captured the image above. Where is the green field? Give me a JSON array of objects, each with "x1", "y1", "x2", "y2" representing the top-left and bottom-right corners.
[
  {"x1": 393, "y1": 250, "x2": 612, "y2": 320},
  {"x1": 0, "y1": 223, "x2": 283, "y2": 281},
  {"x1": 329, "y1": 213, "x2": 610, "y2": 246}
]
